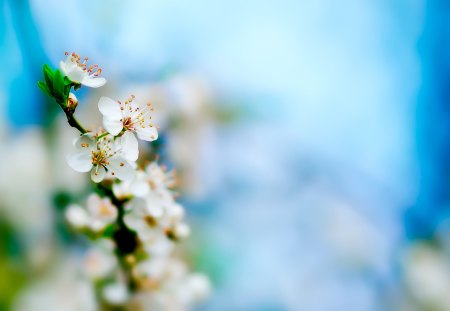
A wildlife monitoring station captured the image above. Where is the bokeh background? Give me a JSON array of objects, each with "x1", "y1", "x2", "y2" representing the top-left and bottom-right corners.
[{"x1": 2, "y1": 0, "x2": 450, "y2": 310}]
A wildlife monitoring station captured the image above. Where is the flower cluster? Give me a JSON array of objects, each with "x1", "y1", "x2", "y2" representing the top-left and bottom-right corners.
[{"x1": 38, "y1": 52, "x2": 210, "y2": 310}]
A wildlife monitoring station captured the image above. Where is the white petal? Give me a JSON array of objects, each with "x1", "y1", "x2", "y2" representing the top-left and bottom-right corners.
[
  {"x1": 67, "y1": 66, "x2": 86, "y2": 83},
  {"x1": 86, "y1": 193, "x2": 102, "y2": 215},
  {"x1": 98, "y1": 96, "x2": 122, "y2": 119},
  {"x1": 83, "y1": 248, "x2": 117, "y2": 280},
  {"x1": 102, "y1": 283, "x2": 129, "y2": 305},
  {"x1": 120, "y1": 131, "x2": 139, "y2": 161},
  {"x1": 143, "y1": 234, "x2": 174, "y2": 257},
  {"x1": 112, "y1": 181, "x2": 131, "y2": 199},
  {"x1": 166, "y1": 202, "x2": 185, "y2": 221},
  {"x1": 128, "y1": 198, "x2": 149, "y2": 216},
  {"x1": 91, "y1": 165, "x2": 106, "y2": 183},
  {"x1": 136, "y1": 126, "x2": 158, "y2": 142},
  {"x1": 66, "y1": 152, "x2": 93, "y2": 172},
  {"x1": 185, "y1": 274, "x2": 211, "y2": 303},
  {"x1": 82, "y1": 76, "x2": 107, "y2": 88},
  {"x1": 89, "y1": 220, "x2": 108, "y2": 232},
  {"x1": 130, "y1": 173, "x2": 150, "y2": 197},
  {"x1": 60, "y1": 60, "x2": 69, "y2": 75},
  {"x1": 103, "y1": 118, "x2": 123, "y2": 136},
  {"x1": 73, "y1": 134, "x2": 96, "y2": 151},
  {"x1": 108, "y1": 157, "x2": 135, "y2": 181},
  {"x1": 60, "y1": 57, "x2": 76, "y2": 73},
  {"x1": 90, "y1": 197, "x2": 117, "y2": 224},
  {"x1": 146, "y1": 196, "x2": 164, "y2": 218},
  {"x1": 174, "y1": 222, "x2": 190, "y2": 239},
  {"x1": 123, "y1": 213, "x2": 145, "y2": 231},
  {"x1": 65, "y1": 204, "x2": 89, "y2": 228}
]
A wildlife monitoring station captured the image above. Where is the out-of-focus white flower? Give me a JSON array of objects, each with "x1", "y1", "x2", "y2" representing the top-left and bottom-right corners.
[
  {"x1": 124, "y1": 194, "x2": 189, "y2": 242},
  {"x1": 60, "y1": 52, "x2": 106, "y2": 88},
  {"x1": 172, "y1": 222, "x2": 191, "y2": 239},
  {"x1": 142, "y1": 231, "x2": 175, "y2": 257},
  {"x1": 98, "y1": 95, "x2": 158, "y2": 161},
  {"x1": 83, "y1": 239, "x2": 118, "y2": 280},
  {"x1": 113, "y1": 170, "x2": 150, "y2": 199},
  {"x1": 181, "y1": 273, "x2": 211, "y2": 305},
  {"x1": 12, "y1": 256, "x2": 98, "y2": 311},
  {"x1": 163, "y1": 202, "x2": 190, "y2": 240},
  {"x1": 129, "y1": 292, "x2": 182, "y2": 311},
  {"x1": 124, "y1": 197, "x2": 164, "y2": 239},
  {"x1": 0, "y1": 128, "x2": 57, "y2": 269},
  {"x1": 102, "y1": 282, "x2": 129, "y2": 305},
  {"x1": 134, "y1": 257, "x2": 173, "y2": 281},
  {"x1": 66, "y1": 133, "x2": 134, "y2": 183},
  {"x1": 145, "y1": 162, "x2": 177, "y2": 194},
  {"x1": 131, "y1": 258, "x2": 210, "y2": 310},
  {"x1": 113, "y1": 162, "x2": 176, "y2": 200},
  {"x1": 403, "y1": 243, "x2": 450, "y2": 310},
  {"x1": 65, "y1": 193, "x2": 117, "y2": 232}
]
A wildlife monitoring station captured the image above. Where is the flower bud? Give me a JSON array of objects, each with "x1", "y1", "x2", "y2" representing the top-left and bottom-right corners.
[{"x1": 67, "y1": 92, "x2": 78, "y2": 110}]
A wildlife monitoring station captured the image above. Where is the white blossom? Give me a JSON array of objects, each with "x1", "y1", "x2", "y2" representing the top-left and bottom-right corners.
[
  {"x1": 102, "y1": 282, "x2": 129, "y2": 305},
  {"x1": 130, "y1": 258, "x2": 210, "y2": 311},
  {"x1": 65, "y1": 193, "x2": 117, "y2": 232},
  {"x1": 60, "y1": 52, "x2": 106, "y2": 88},
  {"x1": 66, "y1": 133, "x2": 134, "y2": 183},
  {"x1": 83, "y1": 239, "x2": 118, "y2": 280},
  {"x1": 182, "y1": 273, "x2": 211, "y2": 304},
  {"x1": 112, "y1": 162, "x2": 176, "y2": 200},
  {"x1": 113, "y1": 170, "x2": 150, "y2": 199},
  {"x1": 124, "y1": 197, "x2": 165, "y2": 240},
  {"x1": 98, "y1": 96, "x2": 158, "y2": 161}
]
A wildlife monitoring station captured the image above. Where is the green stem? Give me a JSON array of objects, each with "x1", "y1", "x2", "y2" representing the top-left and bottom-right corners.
[
  {"x1": 97, "y1": 183, "x2": 138, "y2": 290},
  {"x1": 64, "y1": 108, "x2": 87, "y2": 134},
  {"x1": 96, "y1": 131, "x2": 110, "y2": 140}
]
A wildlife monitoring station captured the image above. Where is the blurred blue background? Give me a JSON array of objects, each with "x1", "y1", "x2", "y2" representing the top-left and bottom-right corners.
[{"x1": 2, "y1": 0, "x2": 450, "y2": 310}]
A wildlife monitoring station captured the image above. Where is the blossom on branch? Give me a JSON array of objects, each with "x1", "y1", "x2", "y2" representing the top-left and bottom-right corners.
[
  {"x1": 66, "y1": 133, "x2": 134, "y2": 183},
  {"x1": 65, "y1": 193, "x2": 118, "y2": 232},
  {"x1": 98, "y1": 96, "x2": 158, "y2": 161},
  {"x1": 60, "y1": 52, "x2": 106, "y2": 88}
]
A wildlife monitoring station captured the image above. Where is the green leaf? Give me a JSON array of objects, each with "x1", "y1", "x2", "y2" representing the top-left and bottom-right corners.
[
  {"x1": 102, "y1": 224, "x2": 116, "y2": 238},
  {"x1": 43, "y1": 64, "x2": 54, "y2": 92},
  {"x1": 37, "y1": 81, "x2": 51, "y2": 96},
  {"x1": 53, "y1": 70, "x2": 65, "y2": 104},
  {"x1": 64, "y1": 76, "x2": 72, "y2": 86}
]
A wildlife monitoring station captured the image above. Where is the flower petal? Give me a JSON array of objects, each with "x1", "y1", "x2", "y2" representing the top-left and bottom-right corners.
[
  {"x1": 86, "y1": 193, "x2": 102, "y2": 215},
  {"x1": 174, "y1": 222, "x2": 190, "y2": 239},
  {"x1": 136, "y1": 126, "x2": 158, "y2": 141},
  {"x1": 66, "y1": 66, "x2": 86, "y2": 84},
  {"x1": 91, "y1": 165, "x2": 106, "y2": 183},
  {"x1": 103, "y1": 118, "x2": 123, "y2": 136},
  {"x1": 82, "y1": 76, "x2": 107, "y2": 88},
  {"x1": 123, "y1": 213, "x2": 145, "y2": 231},
  {"x1": 98, "y1": 96, "x2": 122, "y2": 119},
  {"x1": 60, "y1": 60, "x2": 69, "y2": 76},
  {"x1": 73, "y1": 134, "x2": 96, "y2": 151},
  {"x1": 130, "y1": 172, "x2": 150, "y2": 197},
  {"x1": 108, "y1": 157, "x2": 135, "y2": 181},
  {"x1": 120, "y1": 131, "x2": 139, "y2": 161},
  {"x1": 66, "y1": 152, "x2": 93, "y2": 172},
  {"x1": 65, "y1": 204, "x2": 89, "y2": 228}
]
